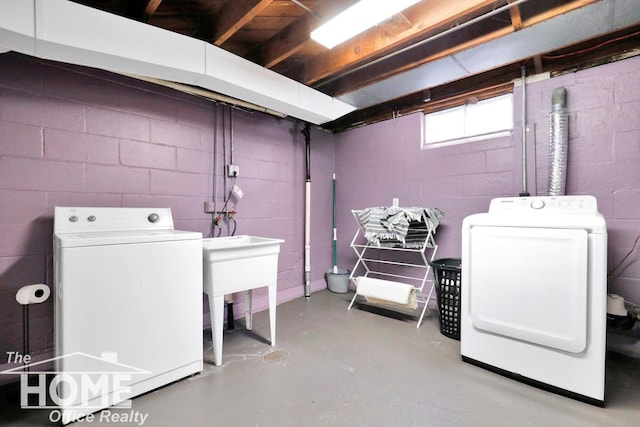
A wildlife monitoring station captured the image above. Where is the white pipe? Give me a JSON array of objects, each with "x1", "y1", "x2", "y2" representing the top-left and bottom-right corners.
[
  {"x1": 229, "y1": 107, "x2": 235, "y2": 165},
  {"x1": 211, "y1": 104, "x2": 218, "y2": 237},
  {"x1": 303, "y1": 124, "x2": 311, "y2": 298},
  {"x1": 304, "y1": 180, "x2": 311, "y2": 298},
  {"x1": 520, "y1": 65, "x2": 529, "y2": 196},
  {"x1": 332, "y1": 173, "x2": 338, "y2": 274}
]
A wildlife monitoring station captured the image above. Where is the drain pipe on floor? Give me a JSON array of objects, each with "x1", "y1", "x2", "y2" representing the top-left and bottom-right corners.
[{"x1": 302, "y1": 123, "x2": 312, "y2": 299}]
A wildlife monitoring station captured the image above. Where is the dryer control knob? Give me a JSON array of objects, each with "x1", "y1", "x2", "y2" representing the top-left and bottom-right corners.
[
  {"x1": 531, "y1": 200, "x2": 545, "y2": 209},
  {"x1": 147, "y1": 213, "x2": 160, "y2": 223}
]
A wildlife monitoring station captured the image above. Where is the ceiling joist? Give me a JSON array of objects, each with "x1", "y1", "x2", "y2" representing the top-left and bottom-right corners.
[
  {"x1": 295, "y1": 0, "x2": 497, "y2": 85},
  {"x1": 254, "y1": 0, "x2": 357, "y2": 69},
  {"x1": 213, "y1": 0, "x2": 274, "y2": 46},
  {"x1": 508, "y1": 0, "x2": 523, "y2": 30}
]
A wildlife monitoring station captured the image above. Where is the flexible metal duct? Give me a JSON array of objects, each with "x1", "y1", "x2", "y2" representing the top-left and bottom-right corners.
[{"x1": 547, "y1": 87, "x2": 568, "y2": 196}]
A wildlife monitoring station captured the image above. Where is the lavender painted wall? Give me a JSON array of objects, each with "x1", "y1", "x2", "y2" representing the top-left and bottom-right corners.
[
  {"x1": 336, "y1": 55, "x2": 640, "y2": 353},
  {"x1": 1, "y1": 50, "x2": 639, "y2": 361},
  {"x1": 0, "y1": 53, "x2": 333, "y2": 361}
]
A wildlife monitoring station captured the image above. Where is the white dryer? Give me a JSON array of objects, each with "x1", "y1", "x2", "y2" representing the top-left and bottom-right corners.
[
  {"x1": 461, "y1": 196, "x2": 607, "y2": 406},
  {"x1": 54, "y1": 207, "x2": 203, "y2": 423}
]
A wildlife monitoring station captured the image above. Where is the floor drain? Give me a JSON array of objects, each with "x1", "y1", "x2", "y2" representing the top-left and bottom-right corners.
[{"x1": 262, "y1": 349, "x2": 288, "y2": 363}]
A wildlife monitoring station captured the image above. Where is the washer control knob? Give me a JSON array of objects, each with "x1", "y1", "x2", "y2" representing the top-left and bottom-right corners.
[
  {"x1": 531, "y1": 200, "x2": 545, "y2": 210},
  {"x1": 69, "y1": 215, "x2": 78, "y2": 222},
  {"x1": 147, "y1": 213, "x2": 160, "y2": 223},
  {"x1": 87, "y1": 215, "x2": 96, "y2": 222}
]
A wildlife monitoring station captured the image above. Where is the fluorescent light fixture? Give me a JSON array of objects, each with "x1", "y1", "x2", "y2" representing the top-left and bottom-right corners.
[{"x1": 311, "y1": 0, "x2": 421, "y2": 49}]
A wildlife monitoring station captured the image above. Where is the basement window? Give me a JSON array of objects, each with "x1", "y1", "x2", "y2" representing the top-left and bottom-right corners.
[{"x1": 422, "y1": 93, "x2": 513, "y2": 149}]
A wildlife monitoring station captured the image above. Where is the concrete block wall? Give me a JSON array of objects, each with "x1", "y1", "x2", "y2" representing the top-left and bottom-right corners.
[
  {"x1": 335, "y1": 112, "x2": 517, "y2": 265},
  {"x1": 0, "y1": 53, "x2": 331, "y2": 360},
  {"x1": 335, "y1": 55, "x2": 640, "y2": 353},
  {"x1": 2, "y1": 49, "x2": 639, "y2": 361}
]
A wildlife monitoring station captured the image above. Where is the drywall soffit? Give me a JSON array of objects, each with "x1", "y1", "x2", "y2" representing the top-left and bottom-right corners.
[{"x1": 0, "y1": 0, "x2": 355, "y2": 125}]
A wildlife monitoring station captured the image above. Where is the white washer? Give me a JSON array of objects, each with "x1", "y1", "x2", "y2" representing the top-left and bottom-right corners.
[
  {"x1": 53, "y1": 207, "x2": 203, "y2": 423},
  {"x1": 461, "y1": 196, "x2": 607, "y2": 406}
]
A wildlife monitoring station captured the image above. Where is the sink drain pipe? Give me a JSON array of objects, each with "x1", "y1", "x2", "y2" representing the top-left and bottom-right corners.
[
  {"x1": 302, "y1": 123, "x2": 312, "y2": 299},
  {"x1": 519, "y1": 65, "x2": 530, "y2": 197},
  {"x1": 548, "y1": 87, "x2": 568, "y2": 196}
]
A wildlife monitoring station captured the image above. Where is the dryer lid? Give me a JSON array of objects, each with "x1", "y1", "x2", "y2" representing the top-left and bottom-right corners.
[{"x1": 462, "y1": 196, "x2": 607, "y2": 233}]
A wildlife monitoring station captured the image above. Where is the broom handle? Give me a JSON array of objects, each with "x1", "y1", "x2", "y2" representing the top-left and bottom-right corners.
[{"x1": 332, "y1": 173, "x2": 338, "y2": 272}]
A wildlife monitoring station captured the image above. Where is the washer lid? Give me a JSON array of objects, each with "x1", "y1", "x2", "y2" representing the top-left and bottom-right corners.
[{"x1": 56, "y1": 229, "x2": 202, "y2": 248}]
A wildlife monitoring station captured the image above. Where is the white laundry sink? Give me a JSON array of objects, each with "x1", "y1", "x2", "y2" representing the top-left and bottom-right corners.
[
  {"x1": 202, "y1": 235, "x2": 284, "y2": 366},
  {"x1": 203, "y1": 235, "x2": 283, "y2": 266}
]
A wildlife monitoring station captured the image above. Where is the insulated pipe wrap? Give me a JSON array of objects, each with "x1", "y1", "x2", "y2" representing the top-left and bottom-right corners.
[{"x1": 547, "y1": 87, "x2": 568, "y2": 196}]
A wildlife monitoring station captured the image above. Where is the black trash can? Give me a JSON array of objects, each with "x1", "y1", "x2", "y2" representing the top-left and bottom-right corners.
[{"x1": 430, "y1": 258, "x2": 462, "y2": 340}]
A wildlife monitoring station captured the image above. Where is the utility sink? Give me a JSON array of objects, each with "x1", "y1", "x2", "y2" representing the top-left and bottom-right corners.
[{"x1": 202, "y1": 235, "x2": 284, "y2": 366}]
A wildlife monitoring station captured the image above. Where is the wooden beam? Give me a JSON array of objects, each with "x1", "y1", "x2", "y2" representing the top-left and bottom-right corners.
[
  {"x1": 297, "y1": 0, "x2": 497, "y2": 85},
  {"x1": 142, "y1": 0, "x2": 163, "y2": 21},
  {"x1": 324, "y1": 68, "x2": 520, "y2": 133},
  {"x1": 323, "y1": 24, "x2": 514, "y2": 97},
  {"x1": 259, "y1": 12, "x2": 315, "y2": 67},
  {"x1": 213, "y1": 0, "x2": 274, "y2": 46},
  {"x1": 255, "y1": 1, "x2": 358, "y2": 69},
  {"x1": 124, "y1": 0, "x2": 163, "y2": 21},
  {"x1": 521, "y1": 0, "x2": 599, "y2": 27},
  {"x1": 507, "y1": 0, "x2": 523, "y2": 31},
  {"x1": 313, "y1": 0, "x2": 602, "y2": 95},
  {"x1": 533, "y1": 54, "x2": 544, "y2": 74}
]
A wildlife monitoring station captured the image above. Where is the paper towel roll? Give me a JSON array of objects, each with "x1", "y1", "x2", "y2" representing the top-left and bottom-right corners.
[
  {"x1": 16, "y1": 284, "x2": 50, "y2": 305},
  {"x1": 355, "y1": 276, "x2": 417, "y2": 308}
]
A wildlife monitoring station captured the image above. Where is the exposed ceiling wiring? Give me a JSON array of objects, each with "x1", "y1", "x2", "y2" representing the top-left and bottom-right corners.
[
  {"x1": 290, "y1": 0, "x2": 320, "y2": 18},
  {"x1": 542, "y1": 30, "x2": 640, "y2": 60}
]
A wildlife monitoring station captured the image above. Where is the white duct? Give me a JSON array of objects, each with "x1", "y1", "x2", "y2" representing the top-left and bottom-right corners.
[
  {"x1": 0, "y1": 0, "x2": 355, "y2": 125},
  {"x1": 547, "y1": 87, "x2": 568, "y2": 196}
]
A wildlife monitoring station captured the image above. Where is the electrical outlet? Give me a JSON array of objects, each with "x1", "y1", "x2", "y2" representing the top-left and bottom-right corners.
[
  {"x1": 227, "y1": 164, "x2": 239, "y2": 177},
  {"x1": 204, "y1": 201, "x2": 216, "y2": 213}
]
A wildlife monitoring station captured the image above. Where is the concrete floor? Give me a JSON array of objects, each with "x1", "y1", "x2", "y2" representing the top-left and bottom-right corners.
[{"x1": 2, "y1": 289, "x2": 640, "y2": 426}]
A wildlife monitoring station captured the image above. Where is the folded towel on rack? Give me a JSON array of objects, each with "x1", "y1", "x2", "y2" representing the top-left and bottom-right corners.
[
  {"x1": 355, "y1": 276, "x2": 417, "y2": 309},
  {"x1": 356, "y1": 207, "x2": 391, "y2": 245},
  {"x1": 356, "y1": 206, "x2": 444, "y2": 248}
]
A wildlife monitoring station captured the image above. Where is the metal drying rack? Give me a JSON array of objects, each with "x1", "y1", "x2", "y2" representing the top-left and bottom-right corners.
[{"x1": 348, "y1": 207, "x2": 439, "y2": 327}]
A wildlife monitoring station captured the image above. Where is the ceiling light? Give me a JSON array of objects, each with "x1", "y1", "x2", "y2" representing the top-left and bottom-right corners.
[{"x1": 310, "y1": 0, "x2": 421, "y2": 49}]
